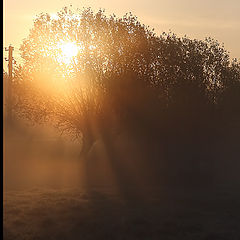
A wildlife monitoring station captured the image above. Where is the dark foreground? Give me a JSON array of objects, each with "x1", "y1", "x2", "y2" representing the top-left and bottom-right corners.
[{"x1": 3, "y1": 185, "x2": 240, "y2": 240}]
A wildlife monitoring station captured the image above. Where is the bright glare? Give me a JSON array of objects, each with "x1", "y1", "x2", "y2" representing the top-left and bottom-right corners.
[
  {"x1": 60, "y1": 42, "x2": 79, "y2": 62},
  {"x1": 55, "y1": 41, "x2": 82, "y2": 66}
]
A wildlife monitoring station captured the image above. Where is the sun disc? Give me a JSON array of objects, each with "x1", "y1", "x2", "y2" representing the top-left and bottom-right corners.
[{"x1": 60, "y1": 42, "x2": 79, "y2": 59}]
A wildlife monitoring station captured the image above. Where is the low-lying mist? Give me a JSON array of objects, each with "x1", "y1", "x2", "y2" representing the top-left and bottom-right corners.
[{"x1": 4, "y1": 121, "x2": 86, "y2": 191}]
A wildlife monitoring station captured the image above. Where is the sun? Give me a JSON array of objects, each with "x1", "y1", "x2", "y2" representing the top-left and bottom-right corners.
[
  {"x1": 60, "y1": 42, "x2": 79, "y2": 58},
  {"x1": 57, "y1": 41, "x2": 80, "y2": 64}
]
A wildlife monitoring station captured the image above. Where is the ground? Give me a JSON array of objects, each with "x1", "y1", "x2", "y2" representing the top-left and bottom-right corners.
[
  {"x1": 3, "y1": 185, "x2": 240, "y2": 240},
  {"x1": 3, "y1": 125, "x2": 240, "y2": 239}
]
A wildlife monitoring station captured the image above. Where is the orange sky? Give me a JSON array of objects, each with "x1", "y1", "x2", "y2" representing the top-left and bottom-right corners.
[{"x1": 3, "y1": 0, "x2": 240, "y2": 70}]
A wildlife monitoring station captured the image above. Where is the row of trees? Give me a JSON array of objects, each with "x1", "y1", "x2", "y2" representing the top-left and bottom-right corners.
[{"x1": 11, "y1": 7, "x2": 240, "y2": 186}]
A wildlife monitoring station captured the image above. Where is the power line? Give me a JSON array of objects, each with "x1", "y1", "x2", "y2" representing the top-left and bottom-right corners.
[{"x1": 4, "y1": 45, "x2": 15, "y2": 122}]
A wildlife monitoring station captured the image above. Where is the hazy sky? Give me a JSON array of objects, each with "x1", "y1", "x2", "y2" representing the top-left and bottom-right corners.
[{"x1": 3, "y1": 0, "x2": 240, "y2": 70}]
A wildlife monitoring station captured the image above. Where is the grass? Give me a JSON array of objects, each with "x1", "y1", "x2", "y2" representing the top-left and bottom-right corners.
[
  {"x1": 3, "y1": 126, "x2": 240, "y2": 239},
  {"x1": 3, "y1": 185, "x2": 240, "y2": 240}
]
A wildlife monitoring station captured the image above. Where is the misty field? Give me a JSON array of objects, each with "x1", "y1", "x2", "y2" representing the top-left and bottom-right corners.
[
  {"x1": 4, "y1": 185, "x2": 240, "y2": 240},
  {"x1": 4, "y1": 123, "x2": 240, "y2": 240}
]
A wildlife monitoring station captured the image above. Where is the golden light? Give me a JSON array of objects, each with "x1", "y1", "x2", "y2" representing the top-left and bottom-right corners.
[{"x1": 59, "y1": 42, "x2": 79, "y2": 64}]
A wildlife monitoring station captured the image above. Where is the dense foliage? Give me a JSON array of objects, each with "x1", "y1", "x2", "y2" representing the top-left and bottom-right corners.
[{"x1": 12, "y1": 7, "x2": 240, "y2": 186}]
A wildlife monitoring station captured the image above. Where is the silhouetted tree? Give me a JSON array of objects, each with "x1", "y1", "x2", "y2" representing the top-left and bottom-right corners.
[
  {"x1": 15, "y1": 7, "x2": 160, "y2": 155},
  {"x1": 13, "y1": 7, "x2": 240, "y2": 186}
]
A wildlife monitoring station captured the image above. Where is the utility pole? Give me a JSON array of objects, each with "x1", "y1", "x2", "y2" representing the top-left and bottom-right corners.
[{"x1": 5, "y1": 45, "x2": 15, "y2": 122}]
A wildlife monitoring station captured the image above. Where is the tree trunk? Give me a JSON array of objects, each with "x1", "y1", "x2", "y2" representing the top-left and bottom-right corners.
[{"x1": 80, "y1": 134, "x2": 94, "y2": 159}]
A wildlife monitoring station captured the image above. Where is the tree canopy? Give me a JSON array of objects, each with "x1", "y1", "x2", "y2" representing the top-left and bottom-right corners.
[{"x1": 13, "y1": 7, "x2": 240, "y2": 158}]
